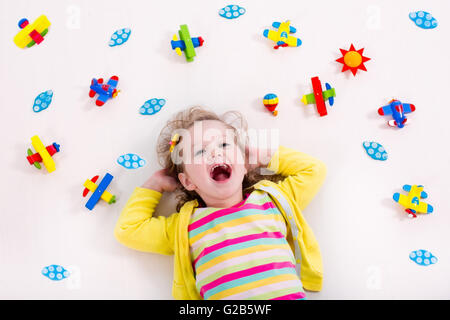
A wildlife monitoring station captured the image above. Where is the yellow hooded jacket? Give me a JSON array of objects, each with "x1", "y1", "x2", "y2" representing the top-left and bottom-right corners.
[{"x1": 114, "y1": 146, "x2": 327, "y2": 299}]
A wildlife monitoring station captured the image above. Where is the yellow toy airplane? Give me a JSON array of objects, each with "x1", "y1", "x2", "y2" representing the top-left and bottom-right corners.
[
  {"x1": 14, "y1": 15, "x2": 51, "y2": 48},
  {"x1": 26, "y1": 135, "x2": 59, "y2": 173},
  {"x1": 393, "y1": 184, "x2": 434, "y2": 218},
  {"x1": 263, "y1": 20, "x2": 302, "y2": 49}
]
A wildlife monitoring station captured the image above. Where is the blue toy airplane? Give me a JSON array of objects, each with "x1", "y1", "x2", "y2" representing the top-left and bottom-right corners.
[
  {"x1": 378, "y1": 99, "x2": 416, "y2": 128},
  {"x1": 89, "y1": 75, "x2": 120, "y2": 106},
  {"x1": 263, "y1": 20, "x2": 302, "y2": 49},
  {"x1": 83, "y1": 173, "x2": 116, "y2": 211}
]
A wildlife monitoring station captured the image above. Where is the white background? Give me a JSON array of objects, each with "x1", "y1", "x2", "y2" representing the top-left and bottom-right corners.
[{"x1": 1, "y1": 0, "x2": 449, "y2": 299}]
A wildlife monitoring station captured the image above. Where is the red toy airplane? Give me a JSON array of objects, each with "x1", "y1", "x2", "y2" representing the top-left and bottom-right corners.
[{"x1": 301, "y1": 77, "x2": 336, "y2": 117}]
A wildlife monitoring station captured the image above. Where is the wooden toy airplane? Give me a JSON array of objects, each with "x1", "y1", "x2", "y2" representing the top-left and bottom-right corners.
[
  {"x1": 83, "y1": 173, "x2": 116, "y2": 210},
  {"x1": 26, "y1": 135, "x2": 60, "y2": 173},
  {"x1": 393, "y1": 184, "x2": 433, "y2": 218},
  {"x1": 171, "y1": 24, "x2": 204, "y2": 62},
  {"x1": 14, "y1": 15, "x2": 50, "y2": 48},
  {"x1": 301, "y1": 76, "x2": 336, "y2": 117},
  {"x1": 263, "y1": 20, "x2": 302, "y2": 49},
  {"x1": 89, "y1": 76, "x2": 120, "y2": 106},
  {"x1": 378, "y1": 99, "x2": 416, "y2": 129}
]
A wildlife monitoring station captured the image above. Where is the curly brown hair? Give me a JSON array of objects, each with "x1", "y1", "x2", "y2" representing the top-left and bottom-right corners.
[{"x1": 156, "y1": 106, "x2": 283, "y2": 211}]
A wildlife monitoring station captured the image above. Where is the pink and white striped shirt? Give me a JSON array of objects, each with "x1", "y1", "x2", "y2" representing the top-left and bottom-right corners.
[{"x1": 188, "y1": 190, "x2": 305, "y2": 300}]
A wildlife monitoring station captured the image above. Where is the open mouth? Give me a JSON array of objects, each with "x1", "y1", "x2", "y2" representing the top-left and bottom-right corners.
[{"x1": 210, "y1": 163, "x2": 232, "y2": 182}]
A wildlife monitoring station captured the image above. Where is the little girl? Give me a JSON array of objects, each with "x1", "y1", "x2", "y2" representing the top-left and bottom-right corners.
[{"x1": 114, "y1": 106, "x2": 327, "y2": 300}]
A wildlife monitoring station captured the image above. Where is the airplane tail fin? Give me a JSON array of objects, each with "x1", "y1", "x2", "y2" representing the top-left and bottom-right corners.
[
  {"x1": 406, "y1": 209, "x2": 417, "y2": 218},
  {"x1": 171, "y1": 34, "x2": 182, "y2": 55},
  {"x1": 388, "y1": 120, "x2": 397, "y2": 127}
]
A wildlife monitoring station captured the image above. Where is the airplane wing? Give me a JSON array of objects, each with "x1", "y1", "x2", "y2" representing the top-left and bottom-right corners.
[
  {"x1": 31, "y1": 135, "x2": 55, "y2": 173},
  {"x1": 96, "y1": 94, "x2": 109, "y2": 106},
  {"x1": 179, "y1": 25, "x2": 195, "y2": 61},
  {"x1": 412, "y1": 199, "x2": 433, "y2": 214},
  {"x1": 378, "y1": 105, "x2": 393, "y2": 116},
  {"x1": 311, "y1": 77, "x2": 327, "y2": 116},
  {"x1": 289, "y1": 25, "x2": 297, "y2": 34},
  {"x1": 107, "y1": 76, "x2": 119, "y2": 88},
  {"x1": 393, "y1": 192, "x2": 406, "y2": 206},
  {"x1": 393, "y1": 193, "x2": 433, "y2": 214},
  {"x1": 402, "y1": 103, "x2": 416, "y2": 114},
  {"x1": 263, "y1": 29, "x2": 280, "y2": 42},
  {"x1": 287, "y1": 35, "x2": 301, "y2": 47}
]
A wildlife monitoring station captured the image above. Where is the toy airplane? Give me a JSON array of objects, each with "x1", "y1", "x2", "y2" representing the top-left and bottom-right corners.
[
  {"x1": 171, "y1": 24, "x2": 204, "y2": 62},
  {"x1": 301, "y1": 76, "x2": 336, "y2": 117},
  {"x1": 378, "y1": 99, "x2": 416, "y2": 128},
  {"x1": 14, "y1": 15, "x2": 50, "y2": 48},
  {"x1": 393, "y1": 185, "x2": 433, "y2": 218},
  {"x1": 263, "y1": 20, "x2": 302, "y2": 49},
  {"x1": 26, "y1": 135, "x2": 60, "y2": 173},
  {"x1": 89, "y1": 75, "x2": 120, "y2": 106},
  {"x1": 83, "y1": 173, "x2": 116, "y2": 211}
]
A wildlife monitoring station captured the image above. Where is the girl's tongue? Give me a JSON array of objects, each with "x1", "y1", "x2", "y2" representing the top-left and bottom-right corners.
[{"x1": 210, "y1": 164, "x2": 232, "y2": 182}]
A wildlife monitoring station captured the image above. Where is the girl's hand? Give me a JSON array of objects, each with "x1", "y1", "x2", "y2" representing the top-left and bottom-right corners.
[
  {"x1": 245, "y1": 146, "x2": 260, "y2": 172},
  {"x1": 141, "y1": 169, "x2": 179, "y2": 193},
  {"x1": 245, "y1": 146, "x2": 276, "y2": 172}
]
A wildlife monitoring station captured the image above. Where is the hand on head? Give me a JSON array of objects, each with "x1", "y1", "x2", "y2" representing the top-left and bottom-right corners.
[{"x1": 141, "y1": 169, "x2": 179, "y2": 193}]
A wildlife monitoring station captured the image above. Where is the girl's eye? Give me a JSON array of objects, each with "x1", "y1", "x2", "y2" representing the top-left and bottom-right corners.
[
  {"x1": 221, "y1": 143, "x2": 230, "y2": 148},
  {"x1": 195, "y1": 149, "x2": 205, "y2": 156}
]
